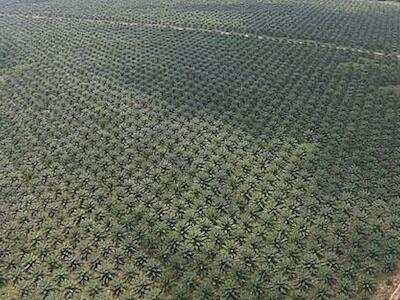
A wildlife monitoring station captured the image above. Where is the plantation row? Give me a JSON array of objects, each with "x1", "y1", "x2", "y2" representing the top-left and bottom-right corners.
[
  {"x1": 1, "y1": 0, "x2": 400, "y2": 52},
  {"x1": 1, "y1": 8, "x2": 400, "y2": 300}
]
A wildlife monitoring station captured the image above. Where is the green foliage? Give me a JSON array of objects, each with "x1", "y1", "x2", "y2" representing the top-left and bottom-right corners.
[
  {"x1": 379, "y1": 85, "x2": 400, "y2": 96},
  {"x1": 0, "y1": 0, "x2": 399, "y2": 299}
]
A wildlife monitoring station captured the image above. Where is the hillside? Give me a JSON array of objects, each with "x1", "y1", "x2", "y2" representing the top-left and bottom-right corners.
[{"x1": 0, "y1": 0, "x2": 399, "y2": 299}]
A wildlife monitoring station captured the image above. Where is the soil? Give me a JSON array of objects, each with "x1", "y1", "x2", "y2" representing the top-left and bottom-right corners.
[{"x1": 375, "y1": 270, "x2": 400, "y2": 300}]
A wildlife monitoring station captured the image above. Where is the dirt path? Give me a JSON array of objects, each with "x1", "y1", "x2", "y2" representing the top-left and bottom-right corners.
[
  {"x1": 376, "y1": 270, "x2": 400, "y2": 300},
  {"x1": 1, "y1": 13, "x2": 399, "y2": 60},
  {"x1": 390, "y1": 282, "x2": 400, "y2": 300}
]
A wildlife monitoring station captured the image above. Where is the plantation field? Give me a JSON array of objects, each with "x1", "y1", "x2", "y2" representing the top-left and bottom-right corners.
[{"x1": 0, "y1": 0, "x2": 400, "y2": 299}]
